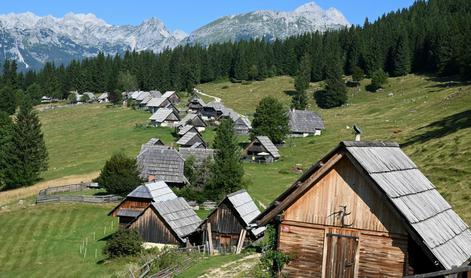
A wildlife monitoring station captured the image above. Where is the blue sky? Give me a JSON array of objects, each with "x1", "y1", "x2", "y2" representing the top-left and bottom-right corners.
[{"x1": 0, "y1": 0, "x2": 415, "y2": 33}]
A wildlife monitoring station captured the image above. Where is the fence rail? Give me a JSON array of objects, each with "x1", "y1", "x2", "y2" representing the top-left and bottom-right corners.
[
  {"x1": 36, "y1": 183, "x2": 121, "y2": 204},
  {"x1": 133, "y1": 245, "x2": 206, "y2": 278}
]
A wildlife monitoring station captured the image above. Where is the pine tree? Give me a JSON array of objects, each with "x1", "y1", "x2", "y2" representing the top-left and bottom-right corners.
[
  {"x1": 232, "y1": 48, "x2": 248, "y2": 81},
  {"x1": 0, "y1": 86, "x2": 17, "y2": 115},
  {"x1": 390, "y1": 33, "x2": 411, "y2": 76},
  {"x1": 251, "y1": 97, "x2": 289, "y2": 144},
  {"x1": 3, "y1": 98, "x2": 48, "y2": 188},
  {"x1": 0, "y1": 112, "x2": 13, "y2": 189},
  {"x1": 315, "y1": 53, "x2": 347, "y2": 109},
  {"x1": 209, "y1": 119, "x2": 244, "y2": 199},
  {"x1": 292, "y1": 54, "x2": 311, "y2": 109}
]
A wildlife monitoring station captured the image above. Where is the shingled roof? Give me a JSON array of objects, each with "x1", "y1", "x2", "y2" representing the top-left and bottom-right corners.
[
  {"x1": 149, "y1": 108, "x2": 177, "y2": 123},
  {"x1": 146, "y1": 97, "x2": 168, "y2": 108},
  {"x1": 177, "y1": 125, "x2": 198, "y2": 136},
  {"x1": 288, "y1": 109, "x2": 325, "y2": 134},
  {"x1": 127, "y1": 181, "x2": 177, "y2": 201},
  {"x1": 137, "y1": 145, "x2": 188, "y2": 184},
  {"x1": 255, "y1": 141, "x2": 471, "y2": 270},
  {"x1": 254, "y1": 136, "x2": 280, "y2": 158},
  {"x1": 226, "y1": 190, "x2": 265, "y2": 237},
  {"x1": 179, "y1": 148, "x2": 215, "y2": 165},
  {"x1": 176, "y1": 132, "x2": 206, "y2": 148},
  {"x1": 151, "y1": 197, "x2": 202, "y2": 241}
]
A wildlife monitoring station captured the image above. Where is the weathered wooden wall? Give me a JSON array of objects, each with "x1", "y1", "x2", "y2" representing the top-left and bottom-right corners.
[
  {"x1": 129, "y1": 207, "x2": 180, "y2": 245},
  {"x1": 277, "y1": 157, "x2": 411, "y2": 277},
  {"x1": 205, "y1": 201, "x2": 247, "y2": 248},
  {"x1": 278, "y1": 223, "x2": 324, "y2": 278},
  {"x1": 284, "y1": 158, "x2": 406, "y2": 234}
]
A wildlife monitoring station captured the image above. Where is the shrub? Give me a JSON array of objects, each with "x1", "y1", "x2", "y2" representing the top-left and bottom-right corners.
[
  {"x1": 253, "y1": 225, "x2": 291, "y2": 277},
  {"x1": 352, "y1": 66, "x2": 364, "y2": 82},
  {"x1": 104, "y1": 229, "x2": 143, "y2": 258},
  {"x1": 367, "y1": 69, "x2": 388, "y2": 92},
  {"x1": 94, "y1": 152, "x2": 143, "y2": 196}
]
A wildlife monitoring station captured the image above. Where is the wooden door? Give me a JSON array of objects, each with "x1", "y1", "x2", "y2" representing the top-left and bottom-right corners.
[
  {"x1": 324, "y1": 232, "x2": 358, "y2": 278},
  {"x1": 220, "y1": 235, "x2": 231, "y2": 247}
]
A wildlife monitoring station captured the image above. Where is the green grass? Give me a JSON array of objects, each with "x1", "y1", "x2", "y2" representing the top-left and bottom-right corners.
[
  {"x1": 39, "y1": 104, "x2": 177, "y2": 180},
  {"x1": 0, "y1": 203, "x2": 123, "y2": 277},
  {"x1": 55, "y1": 188, "x2": 108, "y2": 196},
  {"x1": 198, "y1": 74, "x2": 471, "y2": 223},
  {"x1": 4, "y1": 74, "x2": 466, "y2": 277}
]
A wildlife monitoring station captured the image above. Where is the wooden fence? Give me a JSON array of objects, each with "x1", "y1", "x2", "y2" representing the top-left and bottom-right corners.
[
  {"x1": 132, "y1": 245, "x2": 206, "y2": 278},
  {"x1": 36, "y1": 183, "x2": 121, "y2": 204}
]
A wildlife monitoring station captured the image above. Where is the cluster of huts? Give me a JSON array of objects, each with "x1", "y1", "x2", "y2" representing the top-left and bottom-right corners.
[
  {"x1": 112, "y1": 139, "x2": 471, "y2": 276},
  {"x1": 109, "y1": 181, "x2": 265, "y2": 253}
]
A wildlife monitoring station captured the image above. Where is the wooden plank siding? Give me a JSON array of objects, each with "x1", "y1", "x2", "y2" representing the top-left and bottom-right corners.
[
  {"x1": 128, "y1": 207, "x2": 180, "y2": 245},
  {"x1": 204, "y1": 201, "x2": 250, "y2": 249},
  {"x1": 277, "y1": 157, "x2": 411, "y2": 277},
  {"x1": 283, "y1": 157, "x2": 406, "y2": 235},
  {"x1": 278, "y1": 223, "x2": 325, "y2": 278}
]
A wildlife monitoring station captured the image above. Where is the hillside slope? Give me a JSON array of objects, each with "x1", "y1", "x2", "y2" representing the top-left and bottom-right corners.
[{"x1": 198, "y1": 74, "x2": 471, "y2": 223}]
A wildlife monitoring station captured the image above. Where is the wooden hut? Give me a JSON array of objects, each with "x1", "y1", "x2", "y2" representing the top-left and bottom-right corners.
[
  {"x1": 288, "y1": 109, "x2": 325, "y2": 137},
  {"x1": 176, "y1": 132, "x2": 207, "y2": 149},
  {"x1": 136, "y1": 145, "x2": 188, "y2": 186},
  {"x1": 108, "y1": 181, "x2": 177, "y2": 227},
  {"x1": 177, "y1": 125, "x2": 200, "y2": 137},
  {"x1": 127, "y1": 197, "x2": 202, "y2": 246},
  {"x1": 161, "y1": 91, "x2": 180, "y2": 105},
  {"x1": 254, "y1": 141, "x2": 471, "y2": 277},
  {"x1": 199, "y1": 190, "x2": 265, "y2": 253},
  {"x1": 146, "y1": 97, "x2": 170, "y2": 114},
  {"x1": 187, "y1": 95, "x2": 206, "y2": 113},
  {"x1": 178, "y1": 113, "x2": 207, "y2": 132},
  {"x1": 244, "y1": 136, "x2": 280, "y2": 163},
  {"x1": 149, "y1": 108, "x2": 180, "y2": 127}
]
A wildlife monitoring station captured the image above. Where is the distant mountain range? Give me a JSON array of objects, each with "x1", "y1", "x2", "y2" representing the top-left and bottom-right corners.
[{"x1": 0, "y1": 2, "x2": 349, "y2": 70}]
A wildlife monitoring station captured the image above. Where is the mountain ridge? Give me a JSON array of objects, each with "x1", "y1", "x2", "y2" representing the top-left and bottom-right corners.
[{"x1": 0, "y1": 2, "x2": 349, "y2": 70}]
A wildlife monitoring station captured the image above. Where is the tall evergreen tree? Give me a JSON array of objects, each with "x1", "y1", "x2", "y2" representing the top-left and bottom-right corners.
[
  {"x1": 292, "y1": 54, "x2": 311, "y2": 110},
  {"x1": 0, "y1": 112, "x2": 13, "y2": 189},
  {"x1": 209, "y1": 119, "x2": 244, "y2": 199},
  {"x1": 3, "y1": 98, "x2": 48, "y2": 188},
  {"x1": 0, "y1": 86, "x2": 17, "y2": 115},
  {"x1": 315, "y1": 53, "x2": 347, "y2": 109},
  {"x1": 390, "y1": 33, "x2": 411, "y2": 76},
  {"x1": 251, "y1": 97, "x2": 289, "y2": 144}
]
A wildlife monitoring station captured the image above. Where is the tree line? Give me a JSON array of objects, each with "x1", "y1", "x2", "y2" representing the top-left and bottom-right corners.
[{"x1": 0, "y1": 0, "x2": 468, "y2": 109}]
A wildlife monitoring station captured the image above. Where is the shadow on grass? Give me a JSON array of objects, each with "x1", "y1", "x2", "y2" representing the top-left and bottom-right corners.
[
  {"x1": 284, "y1": 90, "x2": 297, "y2": 97},
  {"x1": 98, "y1": 233, "x2": 114, "y2": 242},
  {"x1": 401, "y1": 110, "x2": 471, "y2": 147},
  {"x1": 425, "y1": 75, "x2": 471, "y2": 89}
]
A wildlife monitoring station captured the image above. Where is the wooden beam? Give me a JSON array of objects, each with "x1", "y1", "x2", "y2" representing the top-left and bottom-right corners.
[
  {"x1": 207, "y1": 222, "x2": 213, "y2": 255},
  {"x1": 235, "y1": 229, "x2": 246, "y2": 254},
  {"x1": 258, "y1": 153, "x2": 343, "y2": 225},
  {"x1": 403, "y1": 266, "x2": 471, "y2": 278}
]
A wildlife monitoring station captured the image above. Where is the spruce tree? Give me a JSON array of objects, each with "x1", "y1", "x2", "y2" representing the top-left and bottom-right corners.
[
  {"x1": 0, "y1": 112, "x2": 13, "y2": 189},
  {"x1": 0, "y1": 86, "x2": 17, "y2": 115},
  {"x1": 391, "y1": 33, "x2": 411, "y2": 76},
  {"x1": 293, "y1": 54, "x2": 311, "y2": 110},
  {"x1": 315, "y1": 53, "x2": 347, "y2": 109},
  {"x1": 209, "y1": 119, "x2": 244, "y2": 199},
  {"x1": 251, "y1": 97, "x2": 289, "y2": 144},
  {"x1": 4, "y1": 98, "x2": 48, "y2": 188}
]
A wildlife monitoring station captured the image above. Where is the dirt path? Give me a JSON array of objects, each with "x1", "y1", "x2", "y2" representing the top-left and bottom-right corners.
[
  {"x1": 195, "y1": 88, "x2": 222, "y2": 102},
  {"x1": 198, "y1": 253, "x2": 261, "y2": 278},
  {"x1": 0, "y1": 172, "x2": 99, "y2": 206}
]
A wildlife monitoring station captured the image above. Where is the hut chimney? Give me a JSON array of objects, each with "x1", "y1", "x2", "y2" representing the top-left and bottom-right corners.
[{"x1": 353, "y1": 125, "x2": 362, "y2": 141}]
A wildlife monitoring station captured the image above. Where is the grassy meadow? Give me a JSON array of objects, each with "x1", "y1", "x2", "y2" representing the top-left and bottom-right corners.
[
  {"x1": 0, "y1": 203, "x2": 123, "y2": 277},
  {"x1": 198, "y1": 75, "x2": 471, "y2": 222},
  {"x1": 0, "y1": 74, "x2": 468, "y2": 277}
]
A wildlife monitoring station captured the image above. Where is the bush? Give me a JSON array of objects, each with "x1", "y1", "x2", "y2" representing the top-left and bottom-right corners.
[
  {"x1": 104, "y1": 229, "x2": 143, "y2": 258},
  {"x1": 352, "y1": 66, "x2": 364, "y2": 82},
  {"x1": 367, "y1": 69, "x2": 388, "y2": 92},
  {"x1": 94, "y1": 152, "x2": 143, "y2": 196},
  {"x1": 315, "y1": 87, "x2": 347, "y2": 109}
]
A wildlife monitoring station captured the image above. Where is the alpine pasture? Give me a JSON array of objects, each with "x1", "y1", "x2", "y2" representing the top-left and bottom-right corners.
[{"x1": 0, "y1": 74, "x2": 469, "y2": 276}]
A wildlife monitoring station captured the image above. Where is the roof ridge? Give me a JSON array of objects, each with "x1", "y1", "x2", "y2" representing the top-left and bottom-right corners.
[{"x1": 227, "y1": 189, "x2": 248, "y2": 198}]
